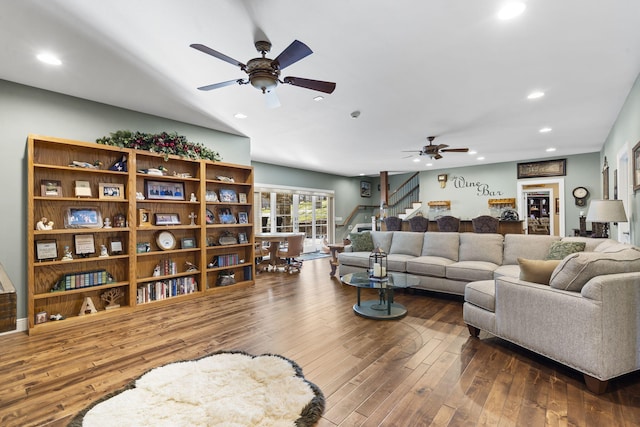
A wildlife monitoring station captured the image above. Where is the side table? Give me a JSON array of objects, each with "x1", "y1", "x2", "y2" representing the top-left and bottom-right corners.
[{"x1": 328, "y1": 243, "x2": 345, "y2": 277}]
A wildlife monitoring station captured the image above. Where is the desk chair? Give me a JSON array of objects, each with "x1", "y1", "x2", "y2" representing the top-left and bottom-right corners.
[
  {"x1": 277, "y1": 234, "x2": 305, "y2": 273},
  {"x1": 255, "y1": 241, "x2": 271, "y2": 272}
]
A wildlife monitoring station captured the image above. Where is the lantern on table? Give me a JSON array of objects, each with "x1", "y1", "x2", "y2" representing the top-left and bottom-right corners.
[{"x1": 369, "y1": 247, "x2": 388, "y2": 280}]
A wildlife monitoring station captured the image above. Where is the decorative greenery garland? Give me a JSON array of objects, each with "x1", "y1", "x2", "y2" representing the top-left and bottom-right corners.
[{"x1": 96, "y1": 130, "x2": 222, "y2": 161}]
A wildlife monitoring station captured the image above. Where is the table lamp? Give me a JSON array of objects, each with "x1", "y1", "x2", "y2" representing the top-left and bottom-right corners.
[{"x1": 585, "y1": 199, "x2": 627, "y2": 238}]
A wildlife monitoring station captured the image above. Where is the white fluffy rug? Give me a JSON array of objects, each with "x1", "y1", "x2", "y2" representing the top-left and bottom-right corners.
[{"x1": 70, "y1": 351, "x2": 324, "y2": 427}]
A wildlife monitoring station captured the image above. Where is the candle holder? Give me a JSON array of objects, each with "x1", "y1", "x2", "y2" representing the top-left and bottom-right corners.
[{"x1": 369, "y1": 247, "x2": 388, "y2": 281}]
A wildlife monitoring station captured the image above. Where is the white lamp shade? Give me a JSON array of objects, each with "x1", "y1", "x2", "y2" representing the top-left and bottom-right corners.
[{"x1": 585, "y1": 199, "x2": 628, "y2": 223}]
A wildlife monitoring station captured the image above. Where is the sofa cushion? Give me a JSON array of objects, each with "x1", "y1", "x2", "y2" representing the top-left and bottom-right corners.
[
  {"x1": 545, "y1": 240, "x2": 585, "y2": 260},
  {"x1": 337, "y1": 251, "x2": 370, "y2": 268},
  {"x1": 446, "y1": 261, "x2": 498, "y2": 281},
  {"x1": 348, "y1": 232, "x2": 374, "y2": 252},
  {"x1": 562, "y1": 237, "x2": 611, "y2": 252},
  {"x1": 502, "y1": 234, "x2": 560, "y2": 265},
  {"x1": 406, "y1": 256, "x2": 455, "y2": 277},
  {"x1": 387, "y1": 254, "x2": 415, "y2": 272},
  {"x1": 517, "y1": 258, "x2": 562, "y2": 285},
  {"x1": 459, "y1": 233, "x2": 504, "y2": 264},
  {"x1": 493, "y1": 264, "x2": 520, "y2": 279},
  {"x1": 389, "y1": 232, "x2": 424, "y2": 257},
  {"x1": 594, "y1": 240, "x2": 633, "y2": 253},
  {"x1": 549, "y1": 248, "x2": 640, "y2": 291},
  {"x1": 371, "y1": 231, "x2": 393, "y2": 254},
  {"x1": 465, "y1": 280, "x2": 495, "y2": 312},
  {"x1": 421, "y1": 232, "x2": 459, "y2": 261}
]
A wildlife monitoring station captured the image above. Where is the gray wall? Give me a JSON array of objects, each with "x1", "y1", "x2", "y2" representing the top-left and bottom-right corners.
[{"x1": 0, "y1": 79, "x2": 250, "y2": 319}]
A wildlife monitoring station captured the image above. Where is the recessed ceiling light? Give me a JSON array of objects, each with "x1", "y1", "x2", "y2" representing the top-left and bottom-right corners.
[
  {"x1": 539, "y1": 127, "x2": 552, "y2": 133},
  {"x1": 359, "y1": 173, "x2": 365, "y2": 176},
  {"x1": 313, "y1": 96, "x2": 324, "y2": 101},
  {"x1": 234, "y1": 113, "x2": 247, "y2": 119},
  {"x1": 497, "y1": 2, "x2": 526, "y2": 20},
  {"x1": 36, "y1": 52, "x2": 62, "y2": 66},
  {"x1": 468, "y1": 150, "x2": 478, "y2": 155},
  {"x1": 527, "y1": 91, "x2": 545, "y2": 99},
  {"x1": 477, "y1": 156, "x2": 485, "y2": 161},
  {"x1": 412, "y1": 158, "x2": 420, "y2": 163},
  {"x1": 546, "y1": 147, "x2": 556, "y2": 152},
  {"x1": 426, "y1": 163, "x2": 433, "y2": 167}
]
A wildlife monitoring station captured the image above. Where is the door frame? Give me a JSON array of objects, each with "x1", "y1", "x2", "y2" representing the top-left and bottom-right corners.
[{"x1": 517, "y1": 177, "x2": 565, "y2": 236}]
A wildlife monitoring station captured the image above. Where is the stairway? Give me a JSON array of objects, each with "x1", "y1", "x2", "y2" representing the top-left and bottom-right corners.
[{"x1": 398, "y1": 202, "x2": 422, "y2": 220}]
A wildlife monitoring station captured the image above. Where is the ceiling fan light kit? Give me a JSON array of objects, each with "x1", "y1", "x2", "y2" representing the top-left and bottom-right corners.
[{"x1": 190, "y1": 39, "x2": 336, "y2": 103}]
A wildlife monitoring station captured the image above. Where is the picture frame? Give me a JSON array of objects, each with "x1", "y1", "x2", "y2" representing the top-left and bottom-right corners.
[
  {"x1": 154, "y1": 213, "x2": 181, "y2": 226},
  {"x1": 360, "y1": 181, "x2": 371, "y2": 198},
  {"x1": 35, "y1": 311, "x2": 48, "y2": 324},
  {"x1": 144, "y1": 180, "x2": 185, "y2": 201},
  {"x1": 65, "y1": 207, "x2": 102, "y2": 229},
  {"x1": 633, "y1": 141, "x2": 640, "y2": 192},
  {"x1": 205, "y1": 209, "x2": 215, "y2": 225},
  {"x1": 238, "y1": 232, "x2": 248, "y2": 244},
  {"x1": 219, "y1": 188, "x2": 238, "y2": 203},
  {"x1": 113, "y1": 213, "x2": 127, "y2": 228},
  {"x1": 181, "y1": 237, "x2": 196, "y2": 249},
  {"x1": 74, "y1": 180, "x2": 92, "y2": 197},
  {"x1": 238, "y1": 212, "x2": 248, "y2": 224},
  {"x1": 218, "y1": 207, "x2": 236, "y2": 224},
  {"x1": 36, "y1": 239, "x2": 58, "y2": 261},
  {"x1": 205, "y1": 190, "x2": 219, "y2": 202},
  {"x1": 98, "y1": 183, "x2": 125, "y2": 200},
  {"x1": 239, "y1": 193, "x2": 247, "y2": 204},
  {"x1": 136, "y1": 242, "x2": 151, "y2": 253},
  {"x1": 74, "y1": 234, "x2": 96, "y2": 256},
  {"x1": 517, "y1": 159, "x2": 566, "y2": 179},
  {"x1": 138, "y1": 208, "x2": 151, "y2": 227},
  {"x1": 40, "y1": 179, "x2": 63, "y2": 197},
  {"x1": 109, "y1": 238, "x2": 124, "y2": 255}
]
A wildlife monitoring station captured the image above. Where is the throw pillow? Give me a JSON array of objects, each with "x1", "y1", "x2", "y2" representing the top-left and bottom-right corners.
[
  {"x1": 517, "y1": 258, "x2": 561, "y2": 285},
  {"x1": 348, "y1": 232, "x2": 374, "y2": 252},
  {"x1": 545, "y1": 241, "x2": 586, "y2": 260}
]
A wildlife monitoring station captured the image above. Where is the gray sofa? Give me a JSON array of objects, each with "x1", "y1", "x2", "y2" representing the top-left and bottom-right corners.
[{"x1": 338, "y1": 231, "x2": 640, "y2": 393}]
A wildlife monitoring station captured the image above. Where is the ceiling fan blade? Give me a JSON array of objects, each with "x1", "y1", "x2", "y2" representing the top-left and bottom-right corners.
[
  {"x1": 265, "y1": 90, "x2": 281, "y2": 109},
  {"x1": 441, "y1": 148, "x2": 470, "y2": 153},
  {"x1": 283, "y1": 76, "x2": 336, "y2": 94},
  {"x1": 436, "y1": 144, "x2": 449, "y2": 150},
  {"x1": 434, "y1": 154, "x2": 443, "y2": 160},
  {"x1": 190, "y1": 44, "x2": 247, "y2": 69},
  {"x1": 273, "y1": 40, "x2": 313, "y2": 70},
  {"x1": 197, "y1": 79, "x2": 244, "y2": 91}
]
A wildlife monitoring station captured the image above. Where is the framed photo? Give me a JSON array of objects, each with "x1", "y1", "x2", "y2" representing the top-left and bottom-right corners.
[
  {"x1": 360, "y1": 181, "x2": 371, "y2": 197},
  {"x1": 144, "y1": 180, "x2": 185, "y2": 201},
  {"x1": 238, "y1": 212, "x2": 248, "y2": 224},
  {"x1": 138, "y1": 208, "x2": 151, "y2": 227},
  {"x1": 74, "y1": 180, "x2": 92, "y2": 197},
  {"x1": 219, "y1": 188, "x2": 238, "y2": 203},
  {"x1": 35, "y1": 311, "x2": 48, "y2": 324},
  {"x1": 633, "y1": 141, "x2": 640, "y2": 192},
  {"x1": 98, "y1": 183, "x2": 125, "y2": 200},
  {"x1": 65, "y1": 207, "x2": 102, "y2": 228},
  {"x1": 154, "y1": 213, "x2": 181, "y2": 226},
  {"x1": 218, "y1": 207, "x2": 236, "y2": 224},
  {"x1": 517, "y1": 159, "x2": 566, "y2": 179},
  {"x1": 206, "y1": 190, "x2": 219, "y2": 202},
  {"x1": 238, "y1": 232, "x2": 248, "y2": 244},
  {"x1": 136, "y1": 242, "x2": 151, "y2": 253},
  {"x1": 239, "y1": 193, "x2": 247, "y2": 204},
  {"x1": 40, "y1": 180, "x2": 63, "y2": 197},
  {"x1": 205, "y1": 209, "x2": 215, "y2": 225},
  {"x1": 181, "y1": 237, "x2": 196, "y2": 249},
  {"x1": 74, "y1": 234, "x2": 96, "y2": 256},
  {"x1": 36, "y1": 239, "x2": 58, "y2": 261},
  {"x1": 113, "y1": 213, "x2": 127, "y2": 228},
  {"x1": 110, "y1": 238, "x2": 124, "y2": 255}
]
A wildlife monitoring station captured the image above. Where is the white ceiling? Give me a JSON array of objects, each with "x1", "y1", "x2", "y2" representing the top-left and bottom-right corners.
[{"x1": 2, "y1": 1, "x2": 640, "y2": 177}]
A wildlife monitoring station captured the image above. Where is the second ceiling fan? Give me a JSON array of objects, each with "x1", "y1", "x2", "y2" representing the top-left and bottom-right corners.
[{"x1": 190, "y1": 39, "x2": 336, "y2": 107}]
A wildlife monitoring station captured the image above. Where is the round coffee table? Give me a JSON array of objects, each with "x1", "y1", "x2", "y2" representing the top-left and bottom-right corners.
[{"x1": 341, "y1": 272, "x2": 420, "y2": 320}]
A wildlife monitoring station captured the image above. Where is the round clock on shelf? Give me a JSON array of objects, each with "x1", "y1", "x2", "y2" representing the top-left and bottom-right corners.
[
  {"x1": 572, "y1": 186, "x2": 589, "y2": 207},
  {"x1": 156, "y1": 230, "x2": 177, "y2": 251}
]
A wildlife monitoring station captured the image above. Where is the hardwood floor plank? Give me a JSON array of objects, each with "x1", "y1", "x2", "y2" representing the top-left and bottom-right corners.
[{"x1": 1, "y1": 258, "x2": 640, "y2": 426}]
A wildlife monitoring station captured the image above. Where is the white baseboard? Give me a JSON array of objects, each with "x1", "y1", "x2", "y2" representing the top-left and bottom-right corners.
[{"x1": 0, "y1": 317, "x2": 27, "y2": 336}]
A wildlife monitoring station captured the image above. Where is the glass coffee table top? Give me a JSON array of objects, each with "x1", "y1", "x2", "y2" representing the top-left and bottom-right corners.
[{"x1": 341, "y1": 272, "x2": 420, "y2": 320}]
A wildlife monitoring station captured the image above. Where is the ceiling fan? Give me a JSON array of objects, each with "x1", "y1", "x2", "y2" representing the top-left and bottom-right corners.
[
  {"x1": 404, "y1": 136, "x2": 470, "y2": 160},
  {"x1": 190, "y1": 39, "x2": 336, "y2": 107}
]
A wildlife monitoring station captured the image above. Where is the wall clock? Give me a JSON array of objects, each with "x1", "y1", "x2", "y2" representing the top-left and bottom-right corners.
[
  {"x1": 572, "y1": 186, "x2": 589, "y2": 207},
  {"x1": 156, "y1": 230, "x2": 176, "y2": 251}
]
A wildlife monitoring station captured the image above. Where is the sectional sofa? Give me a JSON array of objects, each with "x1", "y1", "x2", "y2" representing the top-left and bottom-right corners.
[{"x1": 338, "y1": 231, "x2": 640, "y2": 393}]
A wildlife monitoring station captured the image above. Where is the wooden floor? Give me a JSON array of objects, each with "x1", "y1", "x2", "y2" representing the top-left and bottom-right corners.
[{"x1": 2, "y1": 257, "x2": 640, "y2": 426}]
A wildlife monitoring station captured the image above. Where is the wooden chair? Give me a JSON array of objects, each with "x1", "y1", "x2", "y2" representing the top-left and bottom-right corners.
[
  {"x1": 408, "y1": 215, "x2": 429, "y2": 232},
  {"x1": 255, "y1": 241, "x2": 271, "y2": 273},
  {"x1": 277, "y1": 234, "x2": 305, "y2": 273},
  {"x1": 471, "y1": 215, "x2": 499, "y2": 233},
  {"x1": 436, "y1": 215, "x2": 460, "y2": 232},
  {"x1": 383, "y1": 216, "x2": 403, "y2": 231}
]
